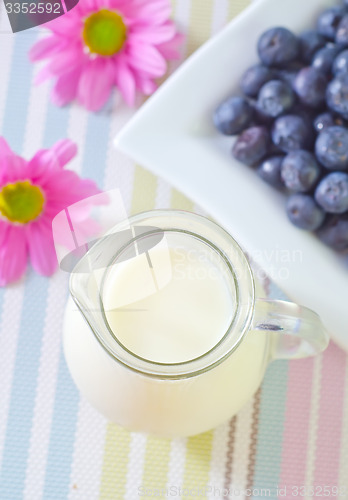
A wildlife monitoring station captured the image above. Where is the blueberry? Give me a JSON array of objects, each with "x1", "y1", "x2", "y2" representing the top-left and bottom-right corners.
[
  {"x1": 257, "y1": 80, "x2": 295, "y2": 118},
  {"x1": 332, "y1": 49, "x2": 348, "y2": 74},
  {"x1": 317, "y1": 214, "x2": 348, "y2": 250},
  {"x1": 257, "y1": 27, "x2": 299, "y2": 67},
  {"x1": 213, "y1": 97, "x2": 253, "y2": 135},
  {"x1": 317, "y1": 7, "x2": 345, "y2": 40},
  {"x1": 300, "y1": 30, "x2": 326, "y2": 63},
  {"x1": 326, "y1": 73, "x2": 348, "y2": 118},
  {"x1": 315, "y1": 171, "x2": 348, "y2": 213},
  {"x1": 286, "y1": 194, "x2": 325, "y2": 230},
  {"x1": 281, "y1": 150, "x2": 321, "y2": 192},
  {"x1": 257, "y1": 156, "x2": 284, "y2": 188},
  {"x1": 293, "y1": 67, "x2": 328, "y2": 108},
  {"x1": 241, "y1": 64, "x2": 274, "y2": 97},
  {"x1": 232, "y1": 126, "x2": 270, "y2": 166},
  {"x1": 311, "y1": 44, "x2": 341, "y2": 73},
  {"x1": 313, "y1": 112, "x2": 336, "y2": 132},
  {"x1": 272, "y1": 114, "x2": 313, "y2": 152},
  {"x1": 276, "y1": 69, "x2": 300, "y2": 89},
  {"x1": 336, "y1": 14, "x2": 348, "y2": 45},
  {"x1": 315, "y1": 126, "x2": 348, "y2": 170}
]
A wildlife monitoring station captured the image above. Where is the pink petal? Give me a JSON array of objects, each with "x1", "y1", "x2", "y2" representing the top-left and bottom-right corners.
[
  {"x1": 26, "y1": 219, "x2": 58, "y2": 276},
  {"x1": 0, "y1": 225, "x2": 28, "y2": 286},
  {"x1": 44, "y1": 14, "x2": 81, "y2": 36},
  {"x1": 47, "y1": 46, "x2": 84, "y2": 77},
  {"x1": 126, "y1": 0, "x2": 172, "y2": 25},
  {"x1": 114, "y1": 58, "x2": 136, "y2": 106},
  {"x1": 76, "y1": 0, "x2": 98, "y2": 15},
  {"x1": 34, "y1": 66, "x2": 53, "y2": 85},
  {"x1": 29, "y1": 35, "x2": 66, "y2": 62},
  {"x1": 157, "y1": 32, "x2": 185, "y2": 60},
  {"x1": 77, "y1": 59, "x2": 114, "y2": 111},
  {"x1": 127, "y1": 42, "x2": 167, "y2": 77},
  {"x1": 51, "y1": 67, "x2": 82, "y2": 107},
  {"x1": 0, "y1": 154, "x2": 28, "y2": 184},
  {"x1": 0, "y1": 137, "x2": 13, "y2": 162},
  {"x1": 130, "y1": 21, "x2": 176, "y2": 44},
  {"x1": 27, "y1": 150, "x2": 59, "y2": 184},
  {"x1": 135, "y1": 75, "x2": 157, "y2": 96},
  {"x1": 42, "y1": 170, "x2": 100, "y2": 208},
  {"x1": 51, "y1": 139, "x2": 77, "y2": 168}
]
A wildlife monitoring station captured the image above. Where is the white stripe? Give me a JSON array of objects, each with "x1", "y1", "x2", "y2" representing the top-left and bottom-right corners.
[
  {"x1": 211, "y1": 0, "x2": 229, "y2": 34},
  {"x1": 67, "y1": 399, "x2": 107, "y2": 500},
  {"x1": 104, "y1": 94, "x2": 135, "y2": 215},
  {"x1": 23, "y1": 273, "x2": 69, "y2": 500},
  {"x1": 124, "y1": 432, "x2": 147, "y2": 500},
  {"x1": 207, "y1": 422, "x2": 230, "y2": 499},
  {"x1": 231, "y1": 398, "x2": 254, "y2": 496},
  {"x1": 155, "y1": 177, "x2": 172, "y2": 209},
  {"x1": 304, "y1": 354, "x2": 323, "y2": 497},
  {"x1": 0, "y1": 284, "x2": 25, "y2": 472},
  {"x1": 22, "y1": 70, "x2": 50, "y2": 157},
  {"x1": 173, "y1": 0, "x2": 192, "y2": 57},
  {"x1": 67, "y1": 105, "x2": 89, "y2": 175},
  {"x1": 166, "y1": 437, "x2": 187, "y2": 498},
  {"x1": 339, "y1": 358, "x2": 348, "y2": 492},
  {"x1": 0, "y1": 34, "x2": 14, "y2": 131}
]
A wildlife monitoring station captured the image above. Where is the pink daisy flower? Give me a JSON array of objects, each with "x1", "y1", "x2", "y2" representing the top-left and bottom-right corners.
[
  {"x1": 0, "y1": 137, "x2": 100, "y2": 286},
  {"x1": 29, "y1": 0, "x2": 184, "y2": 110}
]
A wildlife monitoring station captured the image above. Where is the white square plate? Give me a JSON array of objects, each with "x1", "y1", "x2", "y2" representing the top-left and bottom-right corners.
[{"x1": 115, "y1": 0, "x2": 348, "y2": 351}]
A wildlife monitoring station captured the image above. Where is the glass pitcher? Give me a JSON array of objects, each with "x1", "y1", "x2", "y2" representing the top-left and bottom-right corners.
[{"x1": 63, "y1": 210, "x2": 329, "y2": 437}]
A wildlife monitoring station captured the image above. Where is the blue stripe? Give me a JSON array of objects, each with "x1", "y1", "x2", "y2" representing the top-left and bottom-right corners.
[
  {"x1": 251, "y1": 283, "x2": 290, "y2": 498},
  {"x1": 0, "y1": 31, "x2": 37, "y2": 319},
  {"x1": 252, "y1": 361, "x2": 289, "y2": 499},
  {"x1": 0, "y1": 35, "x2": 72, "y2": 498},
  {"x1": 82, "y1": 109, "x2": 110, "y2": 186},
  {"x1": 0, "y1": 32, "x2": 38, "y2": 499},
  {"x1": 0, "y1": 272, "x2": 49, "y2": 499},
  {"x1": 42, "y1": 344, "x2": 80, "y2": 500},
  {"x1": 0, "y1": 32, "x2": 37, "y2": 153},
  {"x1": 42, "y1": 110, "x2": 110, "y2": 498},
  {"x1": 42, "y1": 101, "x2": 70, "y2": 149}
]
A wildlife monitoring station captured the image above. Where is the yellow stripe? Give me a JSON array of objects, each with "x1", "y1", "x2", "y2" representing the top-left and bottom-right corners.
[
  {"x1": 99, "y1": 425, "x2": 132, "y2": 500},
  {"x1": 228, "y1": 0, "x2": 251, "y2": 21},
  {"x1": 182, "y1": 431, "x2": 214, "y2": 490},
  {"x1": 170, "y1": 189, "x2": 195, "y2": 211},
  {"x1": 130, "y1": 165, "x2": 158, "y2": 215},
  {"x1": 141, "y1": 436, "x2": 172, "y2": 494},
  {"x1": 186, "y1": 0, "x2": 214, "y2": 57}
]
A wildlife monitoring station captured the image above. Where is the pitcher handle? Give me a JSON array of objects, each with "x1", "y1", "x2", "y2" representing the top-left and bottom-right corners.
[{"x1": 252, "y1": 299, "x2": 330, "y2": 360}]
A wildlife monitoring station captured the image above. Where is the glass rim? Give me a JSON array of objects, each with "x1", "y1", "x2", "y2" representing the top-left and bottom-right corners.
[{"x1": 70, "y1": 209, "x2": 256, "y2": 379}]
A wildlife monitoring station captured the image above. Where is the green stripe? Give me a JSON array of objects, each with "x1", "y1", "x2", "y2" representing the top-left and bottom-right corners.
[
  {"x1": 228, "y1": 0, "x2": 251, "y2": 20},
  {"x1": 182, "y1": 431, "x2": 214, "y2": 490},
  {"x1": 141, "y1": 436, "x2": 171, "y2": 494},
  {"x1": 186, "y1": 0, "x2": 214, "y2": 57},
  {"x1": 99, "y1": 425, "x2": 132, "y2": 500},
  {"x1": 131, "y1": 165, "x2": 158, "y2": 215}
]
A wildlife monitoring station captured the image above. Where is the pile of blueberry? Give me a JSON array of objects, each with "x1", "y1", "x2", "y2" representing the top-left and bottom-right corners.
[{"x1": 213, "y1": 1, "x2": 348, "y2": 253}]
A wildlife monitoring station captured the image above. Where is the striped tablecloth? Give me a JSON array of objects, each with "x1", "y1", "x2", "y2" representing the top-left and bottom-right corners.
[{"x1": 0, "y1": 1, "x2": 347, "y2": 499}]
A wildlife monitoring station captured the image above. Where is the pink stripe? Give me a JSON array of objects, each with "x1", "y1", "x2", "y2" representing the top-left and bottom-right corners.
[
  {"x1": 279, "y1": 357, "x2": 314, "y2": 494},
  {"x1": 314, "y1": 342, "x2": 346, "y2": 487}
]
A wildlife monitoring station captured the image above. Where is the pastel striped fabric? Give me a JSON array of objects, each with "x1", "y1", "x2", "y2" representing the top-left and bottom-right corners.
[{"x1": 0, "y1": 1, "x2": 347, "y2": 499}]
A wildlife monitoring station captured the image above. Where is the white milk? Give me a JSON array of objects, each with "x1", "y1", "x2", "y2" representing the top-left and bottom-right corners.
[
  {"x1": 103, "y1": 246, "x2": 235, "y2": 363},
  {"x1": 63, "y1": 234, "x2": 269, "y2": 437}
]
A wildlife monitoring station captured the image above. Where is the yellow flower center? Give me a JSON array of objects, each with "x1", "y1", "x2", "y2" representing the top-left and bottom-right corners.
[
  {"x1": 83, "y1": 9, "x2": 127, "y2": 57},
  {"x1": 0, "y1": 180, "x2": 45, "y2": 224}
]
